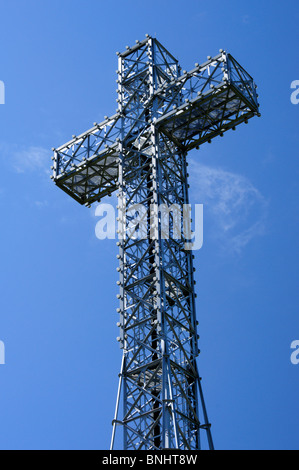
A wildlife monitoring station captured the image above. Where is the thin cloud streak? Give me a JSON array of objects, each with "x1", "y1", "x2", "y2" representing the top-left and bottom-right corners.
[
  {"x1": 0, "y1": 142, "x2": 51, "y2": 175},
  {"x1": 11, "y1": 146, "x2": 51, "y2": 175},
  {"x1": 188, "y1": 159, "x2": 268, "y2": 254}
]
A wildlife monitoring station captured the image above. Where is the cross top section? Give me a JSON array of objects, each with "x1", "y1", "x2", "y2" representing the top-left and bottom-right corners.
[{"x1": 51, "y1": 35, "x2": 260, "y2": 207}]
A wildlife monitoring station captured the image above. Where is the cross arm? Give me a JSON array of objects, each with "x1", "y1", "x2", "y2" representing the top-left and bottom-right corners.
[
  {"x1": 153, "y1": 51, "x2": 260, "y2": 151},
  {"x1": 51, "y1": 113, "x2": 122, "y2": 206}
]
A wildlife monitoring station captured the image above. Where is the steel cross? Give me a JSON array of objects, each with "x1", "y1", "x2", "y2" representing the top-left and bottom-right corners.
[{"x1": 51, "y1": 35, "x2": 260, "y2": 450}]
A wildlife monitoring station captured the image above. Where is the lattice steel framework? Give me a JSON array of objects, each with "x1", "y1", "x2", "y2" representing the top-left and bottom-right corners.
[{"x1": 51, "y1": 36, "x2": 260, "y2": 450}]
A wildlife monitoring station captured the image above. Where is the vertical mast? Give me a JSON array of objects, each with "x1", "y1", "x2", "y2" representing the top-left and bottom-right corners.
[{"x1": 112, "y1": 37, "x2": 212, "y2": 450}]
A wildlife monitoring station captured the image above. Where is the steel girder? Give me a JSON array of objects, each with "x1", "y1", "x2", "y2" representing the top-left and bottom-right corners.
[{"x1": 51, "y1": 36, "x2": 260, "y2": 450}]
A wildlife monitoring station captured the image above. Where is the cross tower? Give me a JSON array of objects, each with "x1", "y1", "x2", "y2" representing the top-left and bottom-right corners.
[{"x1": 51, "y1": 35, "x2": 260, "y2": 450}]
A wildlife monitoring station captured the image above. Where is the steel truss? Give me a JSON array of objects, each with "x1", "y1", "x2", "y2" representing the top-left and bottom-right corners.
[{"x1": 51, "y1": 36, "x2": 260, "y2": 450}]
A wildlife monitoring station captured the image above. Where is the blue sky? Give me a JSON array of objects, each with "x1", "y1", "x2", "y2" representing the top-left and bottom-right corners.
[{"x1": 0, "y1": 0, "x2": 298, "y2": 450}]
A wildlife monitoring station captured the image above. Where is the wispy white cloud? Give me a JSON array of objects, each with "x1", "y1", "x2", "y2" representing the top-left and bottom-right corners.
[
  {"x1": 11, "y1": 146, "x2": 51, "y2": 175},
  {"x1": 0, "y1": 142, "x2": 51, "y2": 175},
  {"x1": 188, "y1": 159, "x2": 268, "y2": 254},
  {"x1": 0, "y1": 143, "x2": 52, "y2": 207},
  {"x1": 34, "y1": 200, "x2": 49, "y2": 208}
]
